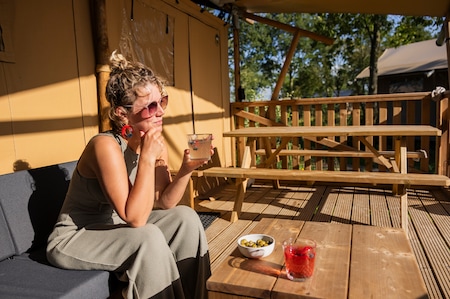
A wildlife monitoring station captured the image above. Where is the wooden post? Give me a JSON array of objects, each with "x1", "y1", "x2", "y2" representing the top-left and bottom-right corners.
[
  {"x1": 230, "y1": 146, "x2": 252, "y2": 222},
  {"x1": 399, "y1": 137, "x2": 408, "y2": 236},
  {"x1": 444, "y1": 16, "x2": 450, "y2": 176},
  {"x1": 92, "y1": 0, "x2": 111, "y2": 132},
  {"x1": 437, "y1": 92, "x2": 448, "y2": 176},
  {"x1": 233, "y1": 26, "x2": 241, "y2": 103}
]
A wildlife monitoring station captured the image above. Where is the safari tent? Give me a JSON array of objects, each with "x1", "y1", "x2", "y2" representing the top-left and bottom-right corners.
[
  {"x1": 0, "y1": 0, "x2": 231, "y2": 174},
  {"x1": 1, "y1": 0, "x2": 450, "y2": 176},
  {"x1": 357, "y1": 39, "x2": 449, "y2": 93}
]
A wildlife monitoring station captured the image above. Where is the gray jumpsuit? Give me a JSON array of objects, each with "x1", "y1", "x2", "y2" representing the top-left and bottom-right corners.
[{"x1": 47, "y1": 132, "x2": 211, "y2": 299}]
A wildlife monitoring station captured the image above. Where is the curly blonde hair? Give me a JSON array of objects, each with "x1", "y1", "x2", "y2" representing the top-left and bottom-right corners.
[{"x1": 105, "y1": 51, "x2": 167, "y2": 132}]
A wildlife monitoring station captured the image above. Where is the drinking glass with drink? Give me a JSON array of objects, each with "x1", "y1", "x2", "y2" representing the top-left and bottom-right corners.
[
  {"x1": 282, "y1": 238, "x2": 316, "y2": 281},
  {"x1": 187, "y1": 134, "x2": 212, "y2": 160}
]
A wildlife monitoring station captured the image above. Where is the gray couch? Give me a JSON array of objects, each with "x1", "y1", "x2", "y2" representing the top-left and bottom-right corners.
[{"x1": 0, "y1": 161, "x2": 119, "y2": 299}]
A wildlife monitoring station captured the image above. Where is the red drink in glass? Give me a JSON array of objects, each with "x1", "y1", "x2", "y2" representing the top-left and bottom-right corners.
[{"x1": 282, "y1": 238, "x2": 316, "y2": 281}]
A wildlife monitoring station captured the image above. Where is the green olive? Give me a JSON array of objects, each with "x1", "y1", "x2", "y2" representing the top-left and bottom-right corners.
[{"x1": 240, "y1": 238, "x2": 271, "y2": 248}]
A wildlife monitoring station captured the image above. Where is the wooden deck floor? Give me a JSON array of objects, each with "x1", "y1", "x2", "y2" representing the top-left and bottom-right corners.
[{"x1": 196, "y1": 180, "x2": 450, "y2": 299}]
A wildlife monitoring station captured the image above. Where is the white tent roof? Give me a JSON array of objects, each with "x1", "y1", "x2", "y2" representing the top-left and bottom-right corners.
[{"x1": 356, "y1": 39, "x2": 448, "y2": 79}]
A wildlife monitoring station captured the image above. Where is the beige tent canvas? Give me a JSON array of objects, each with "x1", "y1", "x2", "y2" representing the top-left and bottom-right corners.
[{"x1": 356, "y1": 39, "x2": 448, "y2": 79}]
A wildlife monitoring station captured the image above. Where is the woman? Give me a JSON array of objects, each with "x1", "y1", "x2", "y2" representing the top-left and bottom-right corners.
[{"x1": 47, "y1": 51, "x2": 212, "y2": 299}]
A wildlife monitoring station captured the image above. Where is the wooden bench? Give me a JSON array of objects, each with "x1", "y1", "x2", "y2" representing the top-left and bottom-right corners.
[
  {"x1": 202, "y1": 166, "x2": 450, "y2": 234},
  {"x1": 255, "y1": 148, "x2": 427, "y2": 159},
  {"x1": 207, "y1": 218, "x2": 428, "y2": 299}
]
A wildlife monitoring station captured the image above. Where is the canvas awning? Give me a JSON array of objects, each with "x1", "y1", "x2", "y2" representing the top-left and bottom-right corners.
[
  {"x1": 203, "y1": 0, "x2": 450, "y2": 17},
  {"x1": 356, "y1": 39, "x2": 448, "y2": 79}
]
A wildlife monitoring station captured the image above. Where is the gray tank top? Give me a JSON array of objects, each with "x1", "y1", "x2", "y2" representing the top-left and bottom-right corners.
[{"x1": 48, "y1": 132, "x2": 138, "y2": 240}]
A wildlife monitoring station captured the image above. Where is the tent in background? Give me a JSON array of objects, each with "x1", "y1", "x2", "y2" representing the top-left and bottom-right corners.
[{"x1": 356, "y1": 40, "x2": 449, "y2": 93}]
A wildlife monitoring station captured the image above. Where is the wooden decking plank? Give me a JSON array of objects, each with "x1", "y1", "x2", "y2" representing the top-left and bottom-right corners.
[
  {"x1": 408, "y1": 191, "x2": 450, "y2": 296},
  {"x1": 293, "y1": 185, "x2": 328, "y2": 221},
  {"x1": 243, "y1": 195, "x2": 276, "y2": 219},
  {"x1": 430, "y1": 188, "x2": 450, "y2": 245},
  {"x1": 289, "y1": 186, "x2": 317, "y2": 214},
  {"x1": 432, "y1": 188, "x2": 450, "y2": 215},
  {"x1": 407, "y1": 214, "x2": 443, "y2": 299},
  {"x1": 289, "y1": 186, "x2": 316, "y2": 202},
  {"x1": 415, "y1": 190, "x2": 450, "y2": 295},
  {"x1": 369, "y1": 187, "x2": 392, "y2": 227},
  {"x1": 237, "y1": 186, "x2": 274, "y2": 220},
  {"x1": 331, "y1": 187, "x2": 353, "y2": 224},
  {"x1": 385, "y1": 189, "x2": 401, "y2": 228},
  {"x1": 275, "y1": 185, "x2": 316, "y2": 220},
  {"x1": 312, "y1": 186, "x2": 337, "y2": 222},
  {"x1": 351, "y1": 187, "x2": 371, "y2": 225},
  {"x1": 207, "y1": 218, "x2": 248, "y2": 262},
  {"x1": 251, "y1": 187, "x2": 289, "y2": 220},
  {"x1": 205, "y1": 217, "x2": 231, "y2": 243},
  {"x1": 419, "y1": 190, "x2": 450, "y2": 245},
  {"x1": 276, "y1": 186, "x2": 307, "y2": 218},
  {"x1": 198, "y1": 184, "x2": 236, "y2": 213}
]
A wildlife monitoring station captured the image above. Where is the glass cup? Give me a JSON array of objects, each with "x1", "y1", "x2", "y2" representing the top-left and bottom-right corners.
[
  {"x1": 187, "y1": 133, "x2": 212, "y2": 160},
  {"x1": 282, "y1": 238, "x2": 316, "y2": 281}
]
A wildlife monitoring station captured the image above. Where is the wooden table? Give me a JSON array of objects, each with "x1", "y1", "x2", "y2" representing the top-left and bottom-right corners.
[
  {"x1": 224, "y1": 125, "x2": 442, "y2": 173},
  {"x1": 222, "y1": 125, "x2": 442, "y2": 231},
  {"x1": 207, "y1": 218, "x2": 428, "y2": 299}
]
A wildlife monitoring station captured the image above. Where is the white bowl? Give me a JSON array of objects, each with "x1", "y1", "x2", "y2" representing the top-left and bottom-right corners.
[{"x1": 237, "y1": 234, "x2": 275, "y2": 259}]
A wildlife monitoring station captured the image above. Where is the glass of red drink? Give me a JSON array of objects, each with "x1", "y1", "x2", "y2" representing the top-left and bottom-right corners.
[{"x1": 282, "y1": 238, "x2": 316, "y2": 281}]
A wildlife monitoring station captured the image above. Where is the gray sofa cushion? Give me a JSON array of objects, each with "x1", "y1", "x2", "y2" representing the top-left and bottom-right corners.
[
  {"x1": 0, "y1": 161, "x2": 76, "y2": 255},
  {"x1": 0, "y1": 253, "x2": 110, "y2": 299},
  {"x1": 0, "y1": 170, "x2": 35, "y2": 256},
  {"x1": 0, "y1": 161, "x2": 115, "y2": 299},
  {"x1": 0, "y1": 210, "x2": 15, "y2": 260}
]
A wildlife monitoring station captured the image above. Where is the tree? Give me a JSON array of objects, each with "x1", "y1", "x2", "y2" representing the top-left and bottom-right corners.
[
  {"x1": 312, "y1": 14, "x2": 440, "y2": 95},
  {"x1": 229, "y1": 12, "x2": 441, "y2": 100}
]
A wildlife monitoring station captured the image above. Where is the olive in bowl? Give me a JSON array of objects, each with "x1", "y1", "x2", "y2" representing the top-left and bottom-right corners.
[{"x1": 237, "y1": 234, "x2": 275, "y2": 258}]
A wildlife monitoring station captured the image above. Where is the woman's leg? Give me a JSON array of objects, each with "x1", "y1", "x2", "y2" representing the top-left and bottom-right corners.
[
  {"x1": 148, "y1": 206, "x2": 211, "y2": 299},
  {"x1": 47, "y1": 223, "x2": 184, "y2": 299}
]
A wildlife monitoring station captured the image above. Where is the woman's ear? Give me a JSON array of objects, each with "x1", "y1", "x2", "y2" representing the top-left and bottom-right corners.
[
  {"x1": 114, "y1": 106, "x2": 129, "y2": 123},
  {"x1": 115, "y1": 106, "x2": 128, "y2": 117}
]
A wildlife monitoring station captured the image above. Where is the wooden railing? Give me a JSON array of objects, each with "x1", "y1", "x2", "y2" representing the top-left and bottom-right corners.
[{"x1": 230, "y1": 92, "x2": 450, "y2": 176}]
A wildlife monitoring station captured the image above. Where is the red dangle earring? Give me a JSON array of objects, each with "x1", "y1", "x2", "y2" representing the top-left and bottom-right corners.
[{"x1": 121, "y1": 125, "x2": 133, "y2": 139}]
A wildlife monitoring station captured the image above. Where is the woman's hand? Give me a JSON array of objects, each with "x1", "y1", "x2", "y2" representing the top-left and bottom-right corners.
[
  {"x1": 139, "y1": 125, "x2": 165, "y2": 163},
  {"x1": 156, "y1": 140, "x2": 214, "y2": 209},
  {"x1": 181, "y1": 140, "x2": 214, "y2": 171}
]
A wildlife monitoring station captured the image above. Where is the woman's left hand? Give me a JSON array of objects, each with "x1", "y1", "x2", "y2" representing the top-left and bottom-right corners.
[{"x1": 182, "y1": 144, "x2": 214, "y2": 171}]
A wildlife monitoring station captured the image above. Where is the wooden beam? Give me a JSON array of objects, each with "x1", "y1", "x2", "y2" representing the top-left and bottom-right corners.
[
  {"x1": 231, "y1": 92, "x2": 431, "y2": 107},
  {"x1": 272, "y1": 29, "x2": 301, "y2": 100},
  {"x1": 356, "y1": 136, "x2": 393, "y2": 170},
  {"x1": 233, "y1": 109, "x2": 282, "y2": 127},
  {"x1": 242, "y1": 12, "x2": 334, "y2": 45}
]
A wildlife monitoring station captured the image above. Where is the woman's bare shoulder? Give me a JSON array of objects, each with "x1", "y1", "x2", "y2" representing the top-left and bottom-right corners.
[{"x1": 78, "y1": 134, "x2": 123, "y2": 176}]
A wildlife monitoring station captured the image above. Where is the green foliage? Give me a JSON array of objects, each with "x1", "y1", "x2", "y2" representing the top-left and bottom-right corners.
[
  {"x1": 228, "y1": 13, "x2": 441, "y2": 100},
  {"x1": 386, "y1": 16, "x2": 437, "y2": 47}
]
